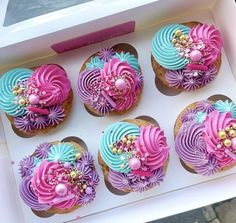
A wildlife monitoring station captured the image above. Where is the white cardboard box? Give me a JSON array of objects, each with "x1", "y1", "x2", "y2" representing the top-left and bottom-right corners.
[{"x1": 1, "y1": 0, "x2": 236, "y2": 223}]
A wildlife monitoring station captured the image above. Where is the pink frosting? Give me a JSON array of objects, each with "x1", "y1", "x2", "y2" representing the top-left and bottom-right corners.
[
  {"x1": 190, "y1": 24, "x2": 223, "y2": 66},
  {"x1": 27, "y1": 64, "x2": 71, "y2": 106},
  {"x1": 100, "y1": 58, "x2": 138, "y2": 112},
  {"x1": 32, "y1": 161, "x2": 77, "y2": 210},
  {"x1": 203, "y1": 111, "x2": 236, "y2": 166},
  {"x1": 135, "y1": 125, "x2": 169, "y2": 170}
]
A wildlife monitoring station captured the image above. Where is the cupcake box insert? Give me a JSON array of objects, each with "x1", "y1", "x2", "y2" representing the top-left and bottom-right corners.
[{"x1": 1, "y1": 0, "x2": 236, "y2": 223}]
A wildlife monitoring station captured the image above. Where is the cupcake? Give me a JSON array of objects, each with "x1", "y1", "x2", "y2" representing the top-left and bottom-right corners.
[
  {"x1": 174, "y1": 98, "x2": 236, "y2": 176},
  {"x1": 18, "y1": 138, "x2": 99, "y2": 215},
  {"x1": 77, "y1": 44, "x2": 143, "y2": 116},
  {"x1": 98, "y1": 118, "x2": 169, "y2": 193},
  {"x1": 151, "y1": 22, "x2": 223, "y2": 91},
  {"x1": 0, "y1": 64, "x2": 72, "y2": 136}
]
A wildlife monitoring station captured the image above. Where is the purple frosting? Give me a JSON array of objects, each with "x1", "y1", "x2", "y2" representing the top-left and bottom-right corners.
[
  {"x1": 175, "y1": 122, "x2": 210, "y2": 167},
  {"x1": 19, "y1": 176, "x2": 51, "y2": 211},
  {"x1": 78, "y1": 152, "x2": 94, "y2": 168},
  {"x1": 165, "y1": 65, "x2": 217, "y2": 91},
  {"x1": 195, "y1": 156, "x2": 220, "y2": 176},
  {"x1": 181, "y1": 109, "x2": 198, "y2": 123},
  {"x1": 135, "y1": 72, "x2": 144, "y2": 90},
  {"x1": 47, "y1": 105, "x2": 65, "y2": 125},
  {"x1": 34, "y1": 143, "x2": 52, "y2": 159},
  {"x1": 196, "y1": 100, "x2": 215, "y2": 114},
  {"x1": 19, "y1": 156, "x2": 36, "y2": 178},
  {"x1": 78, "y1": 164, "x2": 92, "y2": 180},
  {"x1": 77, "y1": 191, "x2": 96, "y2": 206},
  {"x1": 108, "y1": 168, "x2": 165, "y2": 192},
  {"x1": 165, "y1": 69, "x2": 184, "y2": 88},
  {"x1": 98, "y1": 47, "x2": 115, "y2": 62},
  {"x1": 14, "y1": 116, "x2": 33, "y2": 132},
  {"x1": 198, "y1": 65, "x2": 217, "y2": 85},
  {"x1": 33, "y1": 115, "x2": 48, "y2": 129},
  {"x1": 89, "y1": 170, "x2": 100, "y2": 187}
]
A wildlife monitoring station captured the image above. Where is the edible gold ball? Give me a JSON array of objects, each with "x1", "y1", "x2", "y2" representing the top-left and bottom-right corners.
[
  {"x1": 182, "y1": 40, "x2": 187, "y2": 44},
  {"x1": 218, "y1": 131, "x2": 227, "y2": 139},
  {"x1": 18, "y1": 98, "x2": 26, "y2": 106},
  {"x1": 224, "y1": 139, "x2": 232, "y2": 147},
  {"x1": 233, "y1": 124, "x2": 236, "y2": 130},
  {"x1": 70, "y1": 171, "x2": 77, "y2": 178},
  {"x1": 82, "y1": 184, "x2": 87, "y2": 189},
  {"x1": 122, "y1": 138, "x2": 127, "y2": 143},
  {"x1": 128, "y1": 135, "x2": 132, "y2": 140},
  {"x1": 225, "y1": 126, "x2": 231, "y2": 132},
  {"x1": 171, "y1": 38, "x2": 177, "y2": 44},
  {"x1": 127, "y1": 140, "x2": 131, "y2": 146},
  {"x1": 133, "y1": 136, "x2": 137, "y2": 140},
  {"x1": 109, "y1": 144, "x2": 113, "y2": 149},
  {"x1": 185, "y1": 36, "x2": 190, "y2": 41},
  {"x1": 76, "y1": 153, "x2": 81, "y2": 160},
  {"x1": 13, "y1": 90, "x2": 18, "y2": 96},
  {"x1": 180, "y1": 35, "x2": 186, "y2": 41},
  {"x1": 229, "y1": 130, "x2": 236, "y2": 138},
  {"x1": 117, "y1": 149, "x2": 122, "y2": 154},
  {"x1": 13, "y1": 86, "x2": 19, "y2": 90},
  {"x1": 175, "y1": 30, "x2": 182, "y2": 37},
  {"x1": 112, "y1": 148, "x2": 117, "y2": 153},
  {"x1": 17, "y1": 89, "x2": 23, "y2": 94}
]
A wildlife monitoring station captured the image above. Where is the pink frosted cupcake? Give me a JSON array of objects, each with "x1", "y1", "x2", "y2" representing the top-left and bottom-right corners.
[
  {"x1": 77, "y1": 45, "x2": 143, "y2": 116},
  {"x1": 98, "y1": 118, "x2": 169, "y2": 193},
  {"x1": 0, "y1": 64, "x2": 72, "y2": 136},
  {"x1": 18, "y1": 139, "x2": 99, "y2": 215}
]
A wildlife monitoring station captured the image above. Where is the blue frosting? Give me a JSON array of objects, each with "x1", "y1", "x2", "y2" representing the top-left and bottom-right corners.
[
  {"x1": 100, "y1": 122, "x2": 140, "y2": 173},
  {"x1": 47, "y1": 143, "x2": 77, "y2": 163},
  {"x1": 213, "y1": 100, "x2": 236, "y2": 118},
  {"x1": 114, "y1": 52, "x2": 140, "y2": 72},
  {"x1": 195, "y1": 111, "x2": 207, "y2": 123},
  {"x1": 86, "y1": 56, "x2": 104, "y2": 69},
  {"x1": 0, "y1": 68, "x2": 33, "y2": 116},
  {"x1": 151, "y1": 24, "x2": 191, "y2": 70}
]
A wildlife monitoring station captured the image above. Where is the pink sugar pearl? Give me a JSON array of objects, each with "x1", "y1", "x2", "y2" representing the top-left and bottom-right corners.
[
  {"x1": 55, "y1": 183, "x2": 68, "y2": 196},
  {"x1": 128, "y1": 157, "x2": 141, "y2": 170},
  {"x1": 85, "y1": 187, "x2": 93, "y2": 194},
  {"x1": 28, "y1": 94, "x2": 39, "y2": 105},
  {"x1": 190, "y1": 50, "x2": 202, "y2": 62},
  {"x1": 231, "y1": 137, "x2": 236, "y2": 149},
  {"x1": 115, "y1": 78, "x2": 127, "y2": 91}
]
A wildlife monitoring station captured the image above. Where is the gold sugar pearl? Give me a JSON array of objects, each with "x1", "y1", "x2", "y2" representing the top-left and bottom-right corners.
[
  {"x1": 175, "y1": 30, "x2": 182, "y2": 37},
  {"x1": 82, "y1": 184, "x2": 87, "y2": 189},
  {"x1": 127, "y1": 140, "x2": 131, "y2": 146},
  {"x1": 128, "y1": 135, "x2": 132, "y2": 140},
  {"x1": 225, "y1": 126, "x2": 231, "y2": 132},
  {"x1": 117, "y1": 149, "x2": 122, "y2": 154},
  {"x1": 179, "y1": 35, "x2": 186, "y2": 41},
  {"x1": 109, "y1": 144, "x2": 113, "y2": 149},
  {"x1": 218, "y1": 130, "x2": 227, "y2": 139},
  {"x1": 224, "y1": 139, "x2": 232, "y2": 147},
  {"x1": 185, "y1": 36, "x2": 190, "y2": 41},
  {"x1": 17, "y1": 89, "x2": 23, "y2": 94},
  {"x1": 76, "y1": 153, "x2": 81, "y2": 160},
  {"x1": 229, "y1": 130, "x2": 236, "y2": 138},
  {"x1": 171, "y1": 38, "x2": 177, "y2": 44},
  {"x1": 122, "y1": 138, "x2": 127, "y2": 143},
  {"x1": 70, "y1": 171, "x2": 77, "y2": 179},
  {"x1": 18, "y1": 98, "x2": 26, "y2": 106},
  {"x1": 112, "y1": 148, "x2": 117, "y2": 153},
  {"x1": 182, "y1": 40, "x2": 187, "y2": 44},
  {"x1": 13, "y1": 86, "x2": 19, "y2": 90},
  {"x1": 13, "y1": 90, "x2": 18, "y2": 96},
  {"x1": 233, "y1": 124, "x2": 236, "y2": 130}
]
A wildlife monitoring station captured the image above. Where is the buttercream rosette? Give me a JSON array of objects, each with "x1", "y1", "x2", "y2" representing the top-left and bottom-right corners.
[
  {"x1": 77, "y1": 46, "x2": 143, "y2": 115},
  {"x1": 151, "y1": 22, "x2": 223, "y2": 91},
  {"x1": 18, "y1": 140, "x2": 99, "y2": 215},
  {"x1": 98, "y1": 118, "x2": 169, "y2": 193},
  {"x1": 0, "y1": 64, "x2": 72, "y2": 136},
  {"x1": 175, "y1": 99, "x2": 236, "y2": 176}
]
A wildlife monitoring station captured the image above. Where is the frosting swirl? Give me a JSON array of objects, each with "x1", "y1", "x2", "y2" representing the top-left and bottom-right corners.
[
  {"x1": 135, "y1": 126, "x2": 169, "y2": 170},
  {"x1": 189, "y1": 24, "x2": 223, "y2": 66},
  {"x1": 19, "y1": 176, "x2": 51, "y2": 211},
  {"x1": 27, "y1": 64, "x2": 71, "y2": 106},
  {"x1": 151, "y1": 24, "x2": 190, "y2": 70},
  {"x1": 0, "y1": 68, "x2": 33, "y2": 116},
  {"x1": 100, "y1": 122, "x2": 140, "y2": 173},
  {"x1": 203, "y1": 111, "x2": 236, "y2": 166}
]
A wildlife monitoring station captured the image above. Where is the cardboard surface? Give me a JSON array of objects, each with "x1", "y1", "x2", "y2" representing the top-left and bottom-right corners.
[{"x1": 1, "y1": 8, "x2": 236, "y2": 223}]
